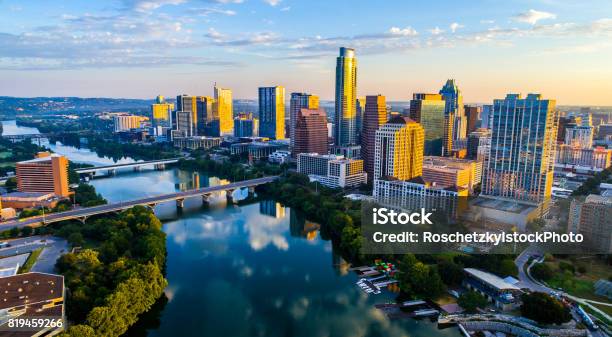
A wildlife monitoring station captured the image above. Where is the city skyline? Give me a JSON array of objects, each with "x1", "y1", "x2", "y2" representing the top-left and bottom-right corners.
[{"x1": 1, "y1": 1, "x2": 612, "y2": 105}]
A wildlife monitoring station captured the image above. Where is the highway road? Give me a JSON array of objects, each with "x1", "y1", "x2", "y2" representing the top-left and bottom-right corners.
[{"x1": 0, "y1": 176, "x2": 278, "y2": 229}]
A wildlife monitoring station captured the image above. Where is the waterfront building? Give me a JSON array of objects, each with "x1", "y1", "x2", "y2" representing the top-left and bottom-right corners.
[
  {"x1": 16, "y1": 152, "x2": 70, "y2": 197},
  {"x1": 334, "y1": 47, "x2": 358, "y2": 147},
  {"x1": 409, "y1": 93, "x2": 446, "y2": 156},
  {"x1": 467, "y1": 128, "x2": 492, "y2": 162},
  {"x1": 482, "y1": 94, "x2": 558, "y2": 204},
  {"x1": 229, "y1": 140, "x2": 289, "y2": 160},
  {"x1": 293, "y1": 108, "x2": 328, "y2": 157},
  {"x1": 567, "y1": 195, "x2": 612, "y2": 253},
  {"x1": 151, "y1": 95, "x2": 174, "y2": 127},
  {"x1": 297, "y1": 153, "x2": 366, "y2": 189},
  {"x1": 373, "y1": 116, "x2": 424, "y2": 181},
  {"x1": 113, "y1": 114, "x2": 148, "y2": 132},
  {"x1": 361, "y1": 95, "x2": 387, "y2": 182},
  {"x1": 234, "y1": 113, "x2": 259, "y2": 138},
  {"x1": 173, "y1": 136, "x2": 222, "y2": 150},
  {"x1": 464, "y1": 105, "x2": 480, "y2": 134},
  {"x1": 556, "y1": 145, "x2": 611, "y2": 174},
  {"x1": 259, "y1": 86, "x2": 286, "y2": 140},
  {"x1": 214, "y1": 85, "x2": 233, "y2": 135},
  {"x1": 289, "y1": 93, "x2": 319, "y2": 147},
  {"x1": 565, "y1": 125, "x2": 594, "y2": 148},
  {"x1": 463, "y1": 268, "x2": 521, "y2": 311}
]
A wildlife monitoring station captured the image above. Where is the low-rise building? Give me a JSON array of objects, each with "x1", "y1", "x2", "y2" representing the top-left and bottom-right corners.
[
  {"x1": 463, "y1": 268, "x2": 522, "y2": 311},
  {"x1": 173, "y1": 136, "x2": 222, "y2": 150},
  {"x1": 0, "y1": 192, "x2": 64, "y2": 210},
  {"x1": 268, "y1": 150, "x2": 291, "y2": 164},
  {"x1": 0, "y1": 272, "x2": 65, "y2": 335},
  {"x1": 297, "y1": 153, "x2": 366, "y2": 188}
]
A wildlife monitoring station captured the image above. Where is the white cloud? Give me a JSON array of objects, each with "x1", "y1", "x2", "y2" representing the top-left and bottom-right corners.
[
  {"x1": 450, "y1": 22, "x2": 464, "y2": 33},
  {"x1": 429, "y1": 27, "x2": 444, "y2": 35},
  {"x1": 263, "y1": 0, "x2": 282, "y2": 6},
  {"x1": 389, "y1": 26, "x2": 418, "y2": 36},
  {"x1": 123, "y1": 0, "x2": 185, "y2": 12},
  {"x1": 280, "y1": 6, "x2": 290, "y2": 11},
  {"x1": 513, "y1": 9, "x2": 556, "y2": 25}
]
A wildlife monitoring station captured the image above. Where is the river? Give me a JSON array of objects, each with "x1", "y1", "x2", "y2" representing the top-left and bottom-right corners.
[{"x1": 2, "y1": 120, "x2": 461, "y2": 337}]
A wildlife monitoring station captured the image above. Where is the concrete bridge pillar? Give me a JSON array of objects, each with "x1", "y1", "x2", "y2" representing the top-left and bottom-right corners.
[
  {"x1": 247, "y1": 186, "x2": 256, "y2": 198},
  {"x1": 108, "y1": 169, "x2": 116, "y2": 176},
  {"x1": 202, "y1": 194, "x2": 211, "y2": 206},
  {"x1": 176, "y1": 198, "x2": 185, "y2": 209},
  {"x1": 134, "y1": 166, "x2": 142, "y2": 172},
  {"x1": 225, "y1": 190, "x2": 235, "y2": 204},
  {"x1": 155, "y1": 164, "x2": 165, "y2": 170}
]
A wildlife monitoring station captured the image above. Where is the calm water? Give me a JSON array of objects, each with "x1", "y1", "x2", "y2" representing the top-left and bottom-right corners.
[{"x1": 2, "y1": 120, "x2": 461, "y2": 337}]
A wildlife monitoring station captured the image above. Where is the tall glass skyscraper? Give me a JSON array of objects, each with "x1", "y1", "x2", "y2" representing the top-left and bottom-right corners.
[
  {"x1": 214, "y1": 85, "x2": 233, "y2": 136},
  {"x1": 439, "y1": 79, "x2": 467, "y2": 143},
  {"x1": 482, "y1": 94, "x2": 558, "y2": 204},
  {"x1": 409, "y1": 93, "x2": 447, "y2": 156},
  {"x1": 334, "y1": 47, "x2": 358, "y2": 146},
  {"x1": 290, "y1": 93, "x2": 319, "y2": 147},
  {"x1": 361, "y1": 95, "x2": 387, "y2": 182},
  {"x1": 258, "y1": 86, "x2": 286, "y2": 140}
]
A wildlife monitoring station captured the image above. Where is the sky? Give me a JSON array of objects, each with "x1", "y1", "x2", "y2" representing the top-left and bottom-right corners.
[{"x1": 1, "y1": 0, "x2": 612, "y2": 105}]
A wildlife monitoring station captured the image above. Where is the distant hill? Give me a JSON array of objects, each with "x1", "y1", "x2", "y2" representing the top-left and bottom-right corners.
[{"x1": 0, "y1": 96, "x2": 153, "y2": 119}]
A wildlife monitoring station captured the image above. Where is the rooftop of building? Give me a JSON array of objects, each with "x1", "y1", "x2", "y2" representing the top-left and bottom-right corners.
[
  {"x1": 17, "y1": 153, "x2": 65, "y2": 164},
  {"x1": 1, "y1": 192, "x2": 56, "y2": 200},
  {"x1": 387, "y1": 115, "x2": 418, "y2": 125},
  {"x1": 585, "y1": 194, "x2": 612, "y2": 204},
  {"x1": 464, "y1": 268, "x2": 520, "y2": 291},
  {"x1": 470, "y1": 196, "x2": 538, "y2": 214},
  {"x1": 0, "y1": 272, "x2": 64, "y2": 310}
]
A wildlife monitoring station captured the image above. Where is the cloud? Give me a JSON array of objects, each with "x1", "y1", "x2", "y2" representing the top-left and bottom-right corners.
[
  {"x1": 429, "y1": 27, "x2": 444, "y2": 35},
  {"x1": 389, "y1": 26, "x2": 418, "y2": 36},
  {"x1": 122, "y1": 0, "x2": 185, "y2": 12},
  {"x1": 192, "y1": 7, "x2": 237, "y2": 16},
  {"x1": 512, "y1": 9, "x2": 556, "y2": 25},
  {"x1": 263, "y1": 0, "x2": 281, "y2": 6},
  {"x1": 450, "y1": 22, "x2": 464, "y2": 33},
  {"x1": 280, "y1": 6, "x2": 290, "y2": 11}
]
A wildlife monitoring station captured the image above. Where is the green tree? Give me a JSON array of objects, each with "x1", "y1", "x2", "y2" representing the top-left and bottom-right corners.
[
  {"x1": 437, "y1": 260, "x2": 465, "y2": 286},
  {"x1": 458, "y1": 291, "x2": 488, "y2": 313},
  {"x1": 60, "y1": 324, "x2": 97, "y2": 337},
  {"x1": 531, "y1": 263, "x2": 554, "y2": 281},
  {"x1": 520, "y1": 292, "x2": 571, "y2": 325}
]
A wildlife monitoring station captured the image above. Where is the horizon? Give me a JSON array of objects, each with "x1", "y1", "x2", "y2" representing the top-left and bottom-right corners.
[{"x1": 1, "y1": 0, "x2": 612, "y2": 105}]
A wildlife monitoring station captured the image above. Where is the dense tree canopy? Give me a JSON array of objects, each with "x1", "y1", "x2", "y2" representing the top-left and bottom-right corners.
[{"x1": 520, "y1": 292, "x2": 572, "y2": 325}]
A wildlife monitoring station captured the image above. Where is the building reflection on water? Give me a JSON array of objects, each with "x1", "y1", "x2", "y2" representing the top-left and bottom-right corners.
[
  {"x1": 174, "y1": 172, "x2": 230, "y2": 191},
  {"x1": 289, "y1": 209, "x2": 320, "y2": 241},
  {"x1": 259, "y1": 199, "x2": 286, "y2": 218}
]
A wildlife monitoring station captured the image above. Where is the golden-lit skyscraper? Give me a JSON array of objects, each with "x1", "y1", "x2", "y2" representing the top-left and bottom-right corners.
[
  {"x1": 214, "y1": 85, "x2": 233, "y2": 135},
  {"x1": 373, "y1": 116, "x2": 424, "y2": 181},
  {"x1": 334, "y1": 47, "x2": 358, "y2": 146},
  {"x1": 259, "y1": 86, "x2": 285, "y2": 139},
  {"x1": 151, "y1": 95, "x2": 173, "y2": 127}
]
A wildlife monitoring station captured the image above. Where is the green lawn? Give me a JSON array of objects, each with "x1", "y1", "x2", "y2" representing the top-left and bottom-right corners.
[
  {"x1": 0, "y1": 151, "x2": 12, "y2": 159},
  {"x1": 543, "y1": 257, "x2": 612, "y2": 303},
  {"x1": 18, "y1": 248, "x2": 43, "y2": 273}
]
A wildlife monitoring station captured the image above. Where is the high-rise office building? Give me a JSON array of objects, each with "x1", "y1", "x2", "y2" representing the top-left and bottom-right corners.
[
  {"x1": 175, "y1": 110, "x2": 194, "y2": 138},
  {"x1": 467, "y1": 128, "x2": 492, "y2": 162},
  {"x1": 565, "y1": 125, "x2": 594, "y2": 148},
  {"x1": 482, "y1": 94, "x2": 558, "y2": 204},
  {"x1": 113, "y1": 115, "x2": 147, "y2": 132},
  {"x1": 568, "y1": 195, "x2": 612, "y2": 253},
  {"x1": 234, "y1": 113, "x2": 258, "y2": 138},
  {"x1": 151, "y1": 95, "x2": 173, "y2": 127},
  {"x1": 293, "y1": 108, "x2": 328, "y2": 157},
  {"x1": 409, "y1": 93, "x2": 446, "y2": 156},
  {"x1": 16, "y1": 153, "x2": 70, "y2": 197},
  {"x1": 440, "y1": 79, "x2": 467, "y2": 144},
  {"x1": 214, "y1": 85, "x2": 233, "y2": 135},
  {"x1": 196, "y1": 96, "x2": 218, "y2": 137},
  {"x1": 361, "y1": 95, "x2": 387, "y2": 183},
  {"x1": 259, "y1": 86, "x2": 286, "y2": 140},
  {"x1": 289, "y1": 93, "x2": 319, "y2": 147},
  {"x1": 356, "y1": 96, "x2": 366, "y2": 144},
  {"x1": 176, "y1": 95, "x2": 198, "y2": 133},
  {"x1": 334, "y1": 47, "x2": 358, "y2": 146},
  {"x1": 373, "y1": 116, "x2": 424, "y2": 181},
  {"x1": 464, "y1": 105, "x2": 480, "y2": 134}
]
